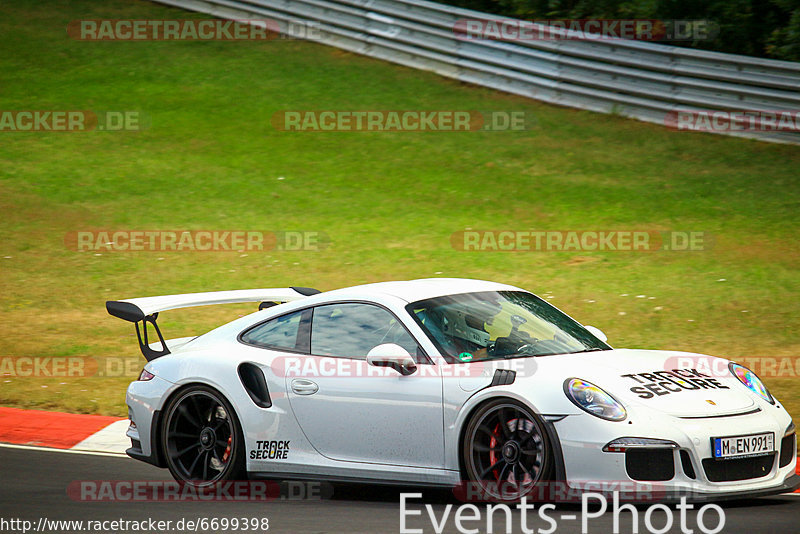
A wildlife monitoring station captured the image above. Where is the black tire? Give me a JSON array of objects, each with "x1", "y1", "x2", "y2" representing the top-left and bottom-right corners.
[
  {"x1": 462, "y1": 399, "x2": 553, "y2": 502},
  {"x1": 161, "y1": 385, "x2": 246, "y2": 487}
]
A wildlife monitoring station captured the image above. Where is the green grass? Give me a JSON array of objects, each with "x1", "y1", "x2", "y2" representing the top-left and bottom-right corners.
[{"x1": 1, "y1": 0, "x2": 799, "y2": 420}]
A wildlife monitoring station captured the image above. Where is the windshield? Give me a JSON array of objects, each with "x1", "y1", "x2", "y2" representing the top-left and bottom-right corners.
[{"x1": 406, "y1": 291, "x2": 610, "y2": 362}]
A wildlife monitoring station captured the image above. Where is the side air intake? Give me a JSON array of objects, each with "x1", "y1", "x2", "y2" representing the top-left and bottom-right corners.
[
  {"x1": 238, "y1": 363, "x2": 272, "y2": 408},
  {"x1": 490, "y1": 369, "x2": 516, "y2": 386}
]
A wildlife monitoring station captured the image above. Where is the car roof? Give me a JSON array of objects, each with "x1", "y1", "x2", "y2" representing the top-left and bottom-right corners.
[{"x1": 319, "y1": 278, "x2": 524, "y2": 303}]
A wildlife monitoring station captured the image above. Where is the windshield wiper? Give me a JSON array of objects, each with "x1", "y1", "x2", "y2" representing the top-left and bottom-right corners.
[
  {"x1": 535, "y1": 347, "x2": 609, "y2": 357},
  {"x1": 490, "y1": 347, "x2": 607, "y2": 360}
]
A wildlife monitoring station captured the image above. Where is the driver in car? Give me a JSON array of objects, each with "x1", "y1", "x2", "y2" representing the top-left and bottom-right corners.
[
  {"x1": 436, "y1": 297, "x2": 507, "y2": 361},
  {"x1": 447, "y1": 298, "x2": 542, "y2": 361}
]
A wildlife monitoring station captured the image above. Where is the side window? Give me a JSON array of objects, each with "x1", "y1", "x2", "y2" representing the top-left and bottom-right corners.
[
  {"x1": 241, "y1": 309, "x2": 310, "y2": 352},
  {"x1": 310, "y1": 303, "x2": 420, "y2": 359}
]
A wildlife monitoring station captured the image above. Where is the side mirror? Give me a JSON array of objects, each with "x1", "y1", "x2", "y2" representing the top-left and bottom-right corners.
[
  {"x1": 367, "y1": 344, "x2": 417, "y2": 376},
  {"x1": 584, "y1": 325, "x2": 608, "y2": 343}
]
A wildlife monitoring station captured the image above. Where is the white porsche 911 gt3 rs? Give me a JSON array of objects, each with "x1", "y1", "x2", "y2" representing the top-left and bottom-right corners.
[{"x1": 108, "y1": 278, "x2": 798, "y2": 502}]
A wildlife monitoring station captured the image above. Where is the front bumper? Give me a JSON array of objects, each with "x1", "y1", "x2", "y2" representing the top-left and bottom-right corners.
[{"x1": 553, "y1": 405, "x2": 797, "y2": 501}]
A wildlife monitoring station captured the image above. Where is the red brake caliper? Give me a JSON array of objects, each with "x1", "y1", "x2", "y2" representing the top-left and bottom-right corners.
[
  {"x1": 489, "y1": 423, "x2": 502, "y2": 481},
  {"x1": 222, "y1": 437, "x2": 232, "y2": 463}
]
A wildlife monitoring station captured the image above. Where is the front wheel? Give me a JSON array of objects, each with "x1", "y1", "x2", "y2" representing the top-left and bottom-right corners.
[
  {"x1": 162, "y1": 385, "x2": 245, "y2": 486},
  {"x1": 462, "y1": 399, "x2": 553, "y2": 501}
]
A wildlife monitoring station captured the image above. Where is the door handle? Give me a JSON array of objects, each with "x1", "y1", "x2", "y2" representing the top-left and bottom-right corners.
[{"x1": 291, "y1": 378, "x2": 319, "y2": 395}]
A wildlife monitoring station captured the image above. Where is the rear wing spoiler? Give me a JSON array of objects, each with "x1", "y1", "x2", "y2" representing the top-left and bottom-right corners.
[{"x1": 106, "y1": 286, "x2": 320, "y2": 361}]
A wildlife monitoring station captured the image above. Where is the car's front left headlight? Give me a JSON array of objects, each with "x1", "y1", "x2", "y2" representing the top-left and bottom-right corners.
[
  {"x1": 729, "y1": 363, "x2": 774, "y2": 404},
  {"x1": 564, "y1": 378, "x2": 627, "y2": 421}
]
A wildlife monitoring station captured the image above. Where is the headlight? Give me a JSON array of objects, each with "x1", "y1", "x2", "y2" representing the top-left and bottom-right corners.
[
  {"x1": 564, "y1": 378, "x2": 627, "y2": 421},
  {"x1": 729, "y1": 363, "x2": 773, "y2": 404}
]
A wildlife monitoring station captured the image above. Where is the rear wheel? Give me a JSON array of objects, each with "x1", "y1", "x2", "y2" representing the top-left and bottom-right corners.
[
  {"x1": 462, "y1": 399, "x2": 552, "y2": 501},
  {"x1": 162, "y1": 385, "x2": 245, "y2": 486}
]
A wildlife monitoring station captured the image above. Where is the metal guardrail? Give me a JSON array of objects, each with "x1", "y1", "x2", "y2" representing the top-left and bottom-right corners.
[{"x1": 152, "y1": 0, "x2": 800, "y2": 144}]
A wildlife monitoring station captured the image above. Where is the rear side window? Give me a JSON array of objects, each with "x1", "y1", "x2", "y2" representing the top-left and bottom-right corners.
[
  {"x1": 310, "y1": 303, "x2": 420, "y2": 359},
  {"x1": 241, "y1": 309, "x2": 310, "y2": 352}
]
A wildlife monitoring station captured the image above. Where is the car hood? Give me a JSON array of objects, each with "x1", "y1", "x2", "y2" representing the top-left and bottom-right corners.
[{"x1": 533, "y1": 348, "x2": 757, "y2": 418}]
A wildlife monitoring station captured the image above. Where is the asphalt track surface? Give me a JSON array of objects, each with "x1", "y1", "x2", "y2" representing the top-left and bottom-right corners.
[{"x1": 0, "y1": 447, "x2": 798, "y2": 534}]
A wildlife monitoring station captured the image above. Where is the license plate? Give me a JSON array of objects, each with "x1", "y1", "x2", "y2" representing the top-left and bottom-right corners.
[{"x1": 712, "y1": 432, "x2": 774, "y2": 460}]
